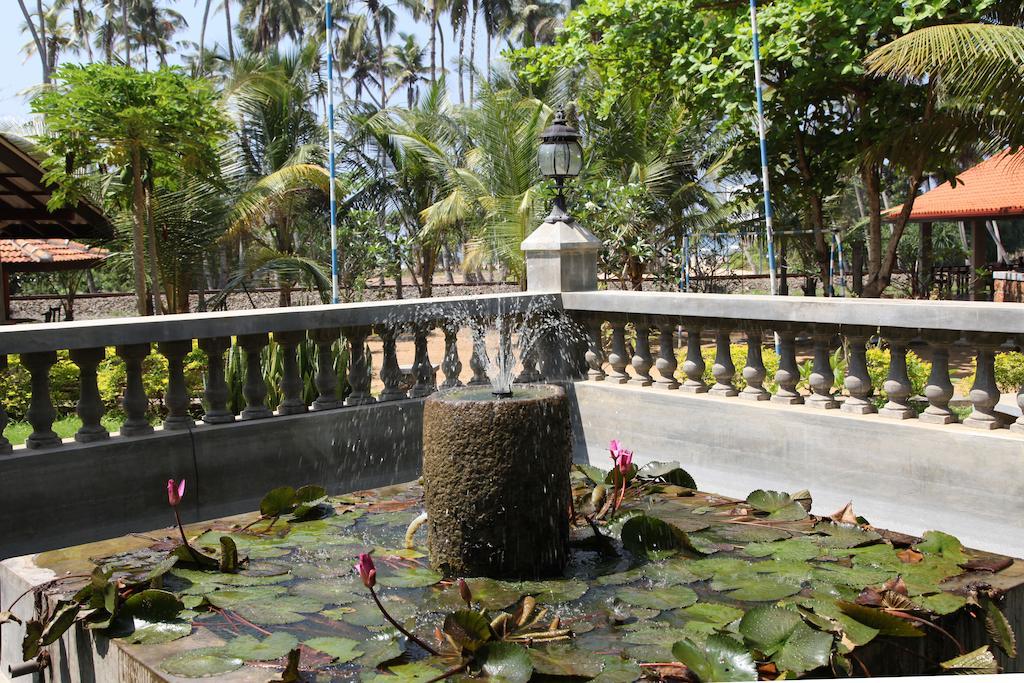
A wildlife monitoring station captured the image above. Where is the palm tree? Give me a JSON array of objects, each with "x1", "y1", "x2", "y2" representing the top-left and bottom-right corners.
[
  {"x1": 19, "y1": 2, "x2": 77, "y2": 82},
  {"x1": 387, "y1": 33, "x2": 428, "y2": 108},
  {"x1": 337, "y1": 15, "x2": 381, "y2": 103},
  {"x1": 128, "y1": 0, "x2": 187, "y2": 68},
  {"x1": 238, "y1": 0, "x2": 312, "y2": 53},
  {"x1": 448, "y1": 0, "x2": 467, "y2": 102},
  {"x1": 506, "y1": 0, "x2": 561, "y2": 48},
  {"x1": 866, "y1": 22, "x2": 1024, "y2": 150},
  {"x1": 480, "y1": 0, "x2": 510, "y2": 77}
]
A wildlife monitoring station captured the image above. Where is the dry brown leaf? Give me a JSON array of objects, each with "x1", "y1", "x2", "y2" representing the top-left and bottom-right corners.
[
  {"x1": 897, "y1": 548, "x2": 924, "y2": 564},
  {"x1": 829, "y1": 501, "x2": 858, "y2": 525}
]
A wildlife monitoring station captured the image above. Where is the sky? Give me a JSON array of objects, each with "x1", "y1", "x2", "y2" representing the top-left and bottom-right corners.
[{"x1": 0, "y1": 2, "x2": 491, "y2": 121}]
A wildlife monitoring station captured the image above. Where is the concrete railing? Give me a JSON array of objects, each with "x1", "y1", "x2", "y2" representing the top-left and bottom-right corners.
[
  {"x1": 0, "y1": 293, "x2": 558, "y2": 453},
  {"x1": 563, "y1": 290, "x2": 1024, "y2": 431}
]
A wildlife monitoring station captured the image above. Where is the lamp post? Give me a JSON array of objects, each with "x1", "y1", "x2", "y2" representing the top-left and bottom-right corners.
[{"x1": 538, "y1": 108, "x2": 584, "y2": 221}]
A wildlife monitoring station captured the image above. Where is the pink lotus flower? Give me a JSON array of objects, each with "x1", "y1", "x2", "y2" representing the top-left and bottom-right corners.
[
  {"x1": 609, "y1": 439, "x2": 622, "y2": 465},
  {"x1": 167, "y1": 479, "x2": 186, "y2": 507},
  {"x1": 356, "y1": 553, "x2": 376, "y2": 589}
]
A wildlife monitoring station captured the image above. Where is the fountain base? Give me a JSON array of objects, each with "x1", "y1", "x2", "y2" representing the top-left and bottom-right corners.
[{"x1": 421, "y1": 384, "x2": 572, "y2": 579}]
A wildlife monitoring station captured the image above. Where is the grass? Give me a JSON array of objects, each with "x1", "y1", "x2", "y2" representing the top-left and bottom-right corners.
[{"x1": 5, "y1": 415, "x2": 126, "y2": 446}]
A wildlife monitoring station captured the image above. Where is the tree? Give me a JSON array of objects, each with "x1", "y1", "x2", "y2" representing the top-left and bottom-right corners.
[
  {"x1": 32, "y1": 64, "x2": 232, "y2": 316},
  {"x1": 238, "y1": 0, "x2": 312, "y2": 53},
  {"x1": 515, "y1": 0, "x2": 999, "y2": 297},
  {"x1": 387, "y1": 33, "x2": 428, "y2": 108}
]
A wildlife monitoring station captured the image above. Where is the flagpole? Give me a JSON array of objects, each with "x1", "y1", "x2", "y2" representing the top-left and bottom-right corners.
[
  {"x1": 326, "y1": 1, "x2": 340, "y2": 304},
  {"x1": 749, "y1": 0, "x2": 777, "y2": 299}
]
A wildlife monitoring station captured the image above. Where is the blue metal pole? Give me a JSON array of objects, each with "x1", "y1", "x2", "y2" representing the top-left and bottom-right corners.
[
  {"x1": 749, "y1": 0, "x2": 777, "y2": 299},
  {"x1": 326, "y1": 1, "x2": 340, "y2": 304}
]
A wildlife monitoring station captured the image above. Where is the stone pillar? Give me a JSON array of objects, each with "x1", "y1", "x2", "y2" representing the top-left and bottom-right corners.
[
  {"x1": 521, "y1": 214, "x2": 601, "y2": 292},
  {"x1": 273, "y1": 331, "x2": 307, "y2": 415},
  {"x1": 681, "y1": 323, "x2": 708, "y2": 393},
  {"x1": 410, "y1": 324, "x2": 436, "y2": 398},
  {"x1": 709, "y1": 326, "x2": 737, "y2": 397},
  {"x1": 841, "y1": 330, "x2": 876, "y2": 415},
  {"x1": 772, "y1": 327, "x2": 803, "y2": 404},
  {"x1": 159, "y1": 340, "x2": 194, "y2": 430},
  {"x1": 467, "y1": 324, "x2": 490, "y2": 386},
  {"x1": 22, "y1": 351, "x2": 60, "y2": 449},
  {"x1": 630, "y1": 323, "x2": 654, "y2": 387},
  {"x1": 606, "y1": 320, "x2": 630, "y2": 384},
  {"x1": 70, "y1": 347, "x2": 109, "y2": 442},
  {"x1": 439, "y1": 323, "x2": 464, "y2": 389},
  {"x1": 655, "y1": 324, "x2": 679, "y2": 390},
  {"x1": 739, "y1": 329, "x2": 769, "y2": 401},
  {"x1": 309, "y1": 328, "x2": 343, "y2": 410},
  {"x1": 963, "y1": 336, "x2": 1003, "y2": 429},
  {"x1": 878, "y1": 332, "x2": 916, "y2": 420},
  {"x1": 344, "y1": 326, "x2": 376, "y2": 406},
  {"x1": 378, "y1": 325, "x2": 409, "y2": 401},
  {"x1": 238, "y1": 333, "x2": 273, "y2": 420},
  {"x1": 919, "y1": 333, "x2": 957, "y2": 424},
  {"x1": 116, "y1": 343, "x2": 154, "y2": 436},
  {"x1": 0, "y1": 393, "x2": 11, "y2": 454},
  {"x1": 585, "y1": 318, "x2": 607, "y2": 381},
  {"x1": 515, "y1": 340, "x2": 543, "y2": 383},
  {"x1": 199, "y1": 337, "x2": 235, "y2": 422},
  {"x1": 806, "y1": 329, "x2": 838, "y2": 409}
]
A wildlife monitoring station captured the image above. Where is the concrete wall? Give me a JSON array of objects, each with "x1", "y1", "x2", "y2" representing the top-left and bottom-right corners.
[
  {"x1": 0, "y1": 400, "x2": 425, "y2": 559},
  {"x1": 569, "y1": 381, "x2": 1024, "y2": 558}
]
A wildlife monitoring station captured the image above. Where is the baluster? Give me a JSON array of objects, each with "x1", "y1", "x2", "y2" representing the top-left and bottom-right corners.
[
  {"x1": 378, "y1": 325, "x2": 409, "y2": 401},
  {"x1": 585, "y1": 318, "x2": 607, "y2": 381},
  {"x1": 22, "y1": 351, "x2": 60, "y2": 449},
  {"x1": 159, "y1": 340, "x2": 193, "y2": 430},
  {"x1": 344, "y1": 326, "x2": 376, "y2": 406},
  {"x1": 806, "y1": 329, "x2": 838, "y2": 409},
  {"x1": 709, "y1": 326, "x2": 737, "y2": 397},
  {"x1": 630, "y1": 323, "x2": 654, "y2": 387},
  {"x1": 739, "y1": 328, "x2": 769, "y2": 400},
  {"x1": 199, "y1": 337, "x2": 234, "y2": 422},
  {"x1": 681, "y1": 323, "x2": 708, "y2": 393},
  {"x1": 116, "y1": 344, "x2": 154, "y2": 436},
  {"x1": 919, "y1": 333, "x2": 957, "y2": 424},
  {"x1": 878, "y1": 332, "x2": 916, "y2": 419},
  {"x1": 963, "y1": 336, "x2": 1004, "y2": 429},
  {"x1": 841, "y1": 331, "x2": 876, "y2": 414},
  {"x1": 468, "y1": 324, "x2": 490, "y2": 386},
  {"x1": 238, "y1": 333, "x2": 273, "y2": 419},
  {"x1": 70, "y1": 347, "x2": 109, "y2": 442},
  {"x1": 309, "y1": 328, "x2": 343, "y2": 410},
  {"x1": 410, "y1": 324, "x2": 437, "y2": 398},
  {"x1": 1013, "y1": 335, "x2": 1024, "y2": 434},
  {"x1": 515, "y1": 336, "x2": 543, "y2": 384},
  {"x1": 606, "y1": 320, "x2": 631, "y2": 384},
  {"x1": 0, "y1": 392, "x2": 10, "y2": 454},
  {"x1": 272, "y1": 331, "x2": 307, "y2": 415},
  {"x1": 655, "y1": 323, "x2": 679, "y2": 390},
  {"x1": 440, "y1": 323, "x2": 464, "y2": 389},
  {"x1": 772, "y1": 327, "x2": 803, "y2": 404}
]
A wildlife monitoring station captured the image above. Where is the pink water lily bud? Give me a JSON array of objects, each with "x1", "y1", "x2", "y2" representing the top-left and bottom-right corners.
[
  {"x1": 609, "y1": 439, "x2": 622, "y2": 464},
  {"x1": 167, "y1": 479, "x2": 186, "y2": 507},
  {"x1": 618, "y1": 450, "x2": 634, "y2": 475},
  {"x1": 458, "y1": 578, "x2": 473, "y2": 606},
  {"x1": 356, "y1": 553, "x2": 377, "y2": 589}
]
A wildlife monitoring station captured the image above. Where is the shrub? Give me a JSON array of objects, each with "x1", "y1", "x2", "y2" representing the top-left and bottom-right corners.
[{"x1": 957, "y1": 351, "x2": 1024, "y2": 396}]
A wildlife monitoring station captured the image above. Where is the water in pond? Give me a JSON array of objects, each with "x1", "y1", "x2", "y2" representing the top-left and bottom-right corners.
[{"x1": 64, "y1": 473, "x2": 1013, "y2": 680}]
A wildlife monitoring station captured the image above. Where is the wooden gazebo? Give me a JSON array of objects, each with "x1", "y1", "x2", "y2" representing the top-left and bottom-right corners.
[
  {"x1": 886, "y1": 149, "x2": 1024, "y2": 300},
  {"x1": 0, "y1": 134, "x2": 112, "y2": 321}
]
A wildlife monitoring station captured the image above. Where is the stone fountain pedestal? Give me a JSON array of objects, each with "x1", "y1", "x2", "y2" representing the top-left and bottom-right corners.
[{"x1": 421, "y1": 384, "x2": 573, "y2": 579}]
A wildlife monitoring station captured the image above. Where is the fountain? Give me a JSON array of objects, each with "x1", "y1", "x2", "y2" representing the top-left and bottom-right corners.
[{"x1": 421, "y1": 313, "x2": 575, "y2": 579}]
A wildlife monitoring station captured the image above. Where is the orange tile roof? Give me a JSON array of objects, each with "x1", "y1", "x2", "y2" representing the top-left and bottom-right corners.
[
  {"x1": 886, "y1": 149, "x2": 1024, "y2": 222},
  {"x1": 0, "y1": 239, "x2": 108, "y2": 272}
]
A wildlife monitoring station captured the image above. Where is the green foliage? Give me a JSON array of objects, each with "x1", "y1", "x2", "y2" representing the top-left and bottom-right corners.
[{"x1": 958, "y1": 351, "x2": 1024, "y2": 395}]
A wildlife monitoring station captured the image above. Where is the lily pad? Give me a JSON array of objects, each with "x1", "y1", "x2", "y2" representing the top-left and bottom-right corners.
[
  {"x1": 160, "y1": 647, "x2": 244, "y2": 678},
  {"x1": 529, "y1": 645, "x2": 603, "y2": 678},
  {"x1": 592, "y1": 655, "x2": 644, "y2": 683},
  {"x1": 478, "y1": 642, "x2": 533, "y2": 683},
  {"x1": 746, "y1": 490, "x2": 794, "y2": 513},
  {"x1": 443, "y1": 610, "x2": 492, "y2": 652},
  {"x1": 672, "y1": 634, "x2": 758, "y2": 682},
  {"x1": 377, "y1": 566, "x2": 443, "y2": 588},
  {"x1": 363, "y1": 662, "x2": 445, "y2": 682},
  {"x1": 620, "y1": 515, "x2": 701, "y2": 558},
  {"x1": 835, "y1": 601, "x2": 924, "y2": 637},
  {"x1": 359, "y1": 635, "x2": 406, "y2": 667},
  {"x1": 224, "y1": 632, "x2": 299, "y2": 661},
  {"x1": 514, "y1": 578, "x2": 589, "y2": 604},
  {"x1": 122, "y1": 589, "x2": 183, "y2": 622},
  {"x1": 616, "y1": 585, "x2": 697, "y2": 610},
  {"x1": 304, "y1": 636, "x2": 363, "y2": 663},
  {"x1": 917, "y1": 592, "x2": 967, "y2": 616},
  {"x1": 726, "y1": 579, "x2": 802, "y2": 602},
  {"x1": 939, "y1": 646, "x2": 998, "y2": 674},
  {"x1": 915, "y1": 530, "x2": 968, "y2": 565},
  {"x1": 680, "y1": 602, "x2": 745, "y2": 627},
  {"x1": 745, "y1": 539, "x2": 821, "y2": 561},
  {"x1": 813, "y1": 523, "x2": 881, "y2": 549},
  {"x1": 289, "y1": 580, "x2": 360, "y2": 605},
  {"x1": 114, "y1": 618, "x2": 192, "y2": 645},
  {"x1": 261, "y1": 486, "x2": 297, "y2": 517}
]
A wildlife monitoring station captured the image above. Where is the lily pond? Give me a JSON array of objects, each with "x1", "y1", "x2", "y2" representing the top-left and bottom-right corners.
[{"x1": 25, "y1": 465, "x2": 1019, "y2": 681}]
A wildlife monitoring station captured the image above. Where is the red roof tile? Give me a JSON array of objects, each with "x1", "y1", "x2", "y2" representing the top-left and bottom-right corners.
[
  {"x1": 0, "y1": 239, "x2": 108, "y2": 272},
  {"x1": 886, "y1": 149, "x2": 1024, "y2": 222}
]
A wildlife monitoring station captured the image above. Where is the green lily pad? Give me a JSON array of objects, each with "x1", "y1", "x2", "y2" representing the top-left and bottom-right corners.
[
  {"x1": 915, "y1": 530, "x2": 968, "y2": 565},
  {"x1": 746, "y1": 490, "x2": 794, "y2": 513},
  {"x1": 616, "y1": 585, "x2": 697, "y2": 610},
  {"x1": 772, "y1": 622, "x2": 833, "y2": 674},
  {"x1": 289, "y1": 580, "x2": 360, "y2": 605},
  {"x1": 727, "y1": 579, "x2": 802, "y2": 602},
  {"x1": 646, "y1": 561, "x2": 701, "y2": 585},
  {"x1": 680, "y1": 602, "x2": 745, "y2": 626},
  {"x1": 363, "y1": 662, "x2": 445, "y2": 682},
  {"x1": 224, "y1": 632, "x2": 298, "y2": 661},
  {"x1": 642, "y1": 462, "x2": 697, "y2": 489},
  {"x1": 939, "y1": 646, "x2": 998, "y2": 674},
  {"x1": 160, "y1": 647, "x2": 244, "y2": 678},
  {"x1": 835, "y1": 601, "x2": 924, "y2": 637},
  {"x1": 443, "y1": 610, "x2": 492, "y2": 652},
  {"x1": 122, "y1": 589, "x2": 183, "y2": 622},
  {"x1": 716, "y1": 525, "x2": 792, "y2": 543},
  {"x1": 359, "y1": 635, "x2": 406, "y2": 667},
  {"x1": 449, "y1": 578, "x2": 523, "y2": 611},
  {"x1": 261, "y1": 486, "x2": 297, "y2": 517},
  {"x1": 377, "y1": 566, "x2": 443, "y2": 588},
  {"x1": 595, "y1": 567, "x2": 646, "y2": 586},
  {"x1": 592, "y1": 655, "x2": 644, "y2": 683},
  {"x1": 514, "y1": 578, "x2": 589, "y2": 603},
  {"x1": 813, "y1": 523, "x2": 881, "y2": 549},
  {"x1": 114, "y1": 618, "x2": 192, "y2": 645},
  {"x1": 745, "y1": 539, "x2": 821, "y2": 561},
  {"x1": 305, "y1": 636, "x2": 363, "y2": 663},
  {"x1": 917, "y1": 592, "x2": 967, "y2": 616},
  {"x1": 478, "y1": 642, "x2": 533, "y2": 683},
  {"x1": 341, "y1": 597, "x2": 417, "y2": 627},
  {"x1": 529, "y1": 645, "x2": 603, "y2": 678},
  {"x1": 672, "y1": 634, "x2": 757, "y2": 681},
  {"x1": 620, "y1": 515, "x2": 701, "y2": 559}
]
